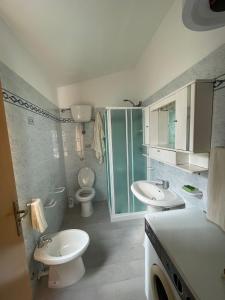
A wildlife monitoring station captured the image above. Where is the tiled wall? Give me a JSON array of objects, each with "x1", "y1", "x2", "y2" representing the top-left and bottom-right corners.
[
  {"x1": 0, "y1": 62, "x2": 67, "y2": 282},
  {"x1": 61, "y1": 109, "x2": 107, "y2": 203},
  {"x1": 0, "y1": 60, "x2": 107, "y2": 287},
  {"x1": 145, "y1": 43, "x2": 225, "y2": 208}
]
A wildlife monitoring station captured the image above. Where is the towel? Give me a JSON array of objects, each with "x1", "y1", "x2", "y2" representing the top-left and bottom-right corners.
[
  {"x1": 207, "y1": 147, "x2": 225, "y2": 232},
  {"x1": 30, "y1": 198, "x2": 48, "y2": 233},
  {"x1": 75, "y1": 123, "x2": 84, "y2": 160},
  {"x1": 92, "y1": 112, "x2": 105, "y2": 164}
]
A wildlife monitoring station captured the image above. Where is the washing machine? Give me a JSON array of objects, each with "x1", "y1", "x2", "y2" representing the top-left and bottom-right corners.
[
  {"x1": 144, "y1": 218, "x2": 195, "y2": 300},
  {"x1": 144, "y1": 233, "x2": 181, "y2": 300}
]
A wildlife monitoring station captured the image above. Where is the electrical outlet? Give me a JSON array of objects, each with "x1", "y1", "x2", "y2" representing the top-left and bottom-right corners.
[{"x1": 28, "y1": 116, "x2": 34, "y2": 125}]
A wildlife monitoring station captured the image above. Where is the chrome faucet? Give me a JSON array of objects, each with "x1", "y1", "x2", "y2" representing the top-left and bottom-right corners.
[
  {"x1": 38, "y1": 234, "x2": 52, "y2": 248},
  {"x1": 156, "y1": 179, "x2": 170, "y2": 190}
]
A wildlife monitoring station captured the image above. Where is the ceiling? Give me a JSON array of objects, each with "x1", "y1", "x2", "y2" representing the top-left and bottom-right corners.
[{"x1": 0, "y1": 0, "x2": 173, "y2": 86}]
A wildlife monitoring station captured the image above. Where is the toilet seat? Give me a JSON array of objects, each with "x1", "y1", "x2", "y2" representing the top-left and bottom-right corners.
[
  {"x1": 76, "y1": 167, "x2": 95, "y2": 217},
  {"x1": 76, "y1": 187, "x2": 95, "y2": 202},
  {"x1": 78, "y1": 167, "x2": 95, "y2": 188}
]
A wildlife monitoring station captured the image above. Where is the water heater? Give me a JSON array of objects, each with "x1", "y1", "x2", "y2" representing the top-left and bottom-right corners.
[
  {"x1": 70, "y1": 105, "x2": 92, "y2": 122},
  {"x1": 182, "y1": 0, "x2": 225, "y2": 31}
]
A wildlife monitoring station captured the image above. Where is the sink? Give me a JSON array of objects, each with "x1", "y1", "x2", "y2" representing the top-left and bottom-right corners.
[{"x1": 131, "y1": 181, "x2": 184, "y2": 209}]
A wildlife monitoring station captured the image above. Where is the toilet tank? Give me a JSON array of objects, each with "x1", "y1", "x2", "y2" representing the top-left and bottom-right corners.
[{"x1": 71, "y1": 105, "x2": 92, "y2": 122}]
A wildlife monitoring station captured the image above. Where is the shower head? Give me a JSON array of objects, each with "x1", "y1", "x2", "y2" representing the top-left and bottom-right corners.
[{"x1": 123, "y1": 99, "x2": 142, "y2": 107}]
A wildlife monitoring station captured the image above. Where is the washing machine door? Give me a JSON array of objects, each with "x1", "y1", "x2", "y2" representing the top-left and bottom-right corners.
[{"x1": 151, "y1": 264, "x2": 178, "y2": 300}]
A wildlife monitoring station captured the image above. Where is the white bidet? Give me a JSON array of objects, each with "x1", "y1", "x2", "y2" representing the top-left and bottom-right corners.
[{"x1": 34, "y1": 229, "x2": 90, "y2": 288}]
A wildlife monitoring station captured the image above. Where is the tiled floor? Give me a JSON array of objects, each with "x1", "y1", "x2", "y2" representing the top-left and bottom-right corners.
[{"x1": 35, "y1": 201, "x2": 146, "y2": 300}]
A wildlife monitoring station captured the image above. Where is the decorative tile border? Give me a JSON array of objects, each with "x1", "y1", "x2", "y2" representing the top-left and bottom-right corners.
[
  {"x1": 2, "y1": 88, "x2": 60, "y2": 121},
  {"x1": 2, "y1": 89, "x2": 75, "y2": 123},
  {"x1": 61, "y1": 117, "x2": 76, "y2": 123}
]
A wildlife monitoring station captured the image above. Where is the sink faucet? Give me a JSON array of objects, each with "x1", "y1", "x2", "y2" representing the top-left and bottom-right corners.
[
  {"x1": 38, "y1": 234, "x2": 52, "y2": 248},
  {"x1": 156, "y1": 179, "x2": 170, "y2": 190}
]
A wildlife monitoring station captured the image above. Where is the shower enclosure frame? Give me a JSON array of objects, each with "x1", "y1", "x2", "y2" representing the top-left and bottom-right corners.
[{"x1": 105, "y1": 107, "x2": 147, "y2": 222}]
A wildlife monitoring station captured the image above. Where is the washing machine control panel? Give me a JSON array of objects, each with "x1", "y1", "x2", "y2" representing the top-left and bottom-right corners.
[{"x1": 145, "y1": 219, "x2": 196, "y2": 300}]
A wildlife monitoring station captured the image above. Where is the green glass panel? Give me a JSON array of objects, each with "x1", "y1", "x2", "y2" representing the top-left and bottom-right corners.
[
  {"x1": 130, "y1": 109, "x2": 147, "y2": 212},
  {"x1": 104, "y1": 111, "x2": 111, "y2": 211},
  {"x1": 127, "y1": 110, "x2": 133, "y2": 213},
  {"x1": 111, "y1": 110, "x2": 128, "y2": 214}
]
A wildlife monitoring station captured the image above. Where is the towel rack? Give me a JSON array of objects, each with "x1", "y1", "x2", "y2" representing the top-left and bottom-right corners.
[
  {"x1": 27, "y1": 199, "x2": 57, "y2": 208},
  {"x1": 49, "y1": 186, "x2": 66, "y2": 194},
  {"x1": 44, "y1": 199, "x2": 56, "y2": 208}
]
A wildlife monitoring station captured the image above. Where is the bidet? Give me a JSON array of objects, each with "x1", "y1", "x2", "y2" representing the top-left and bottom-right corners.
[
  {"x1": 34, "y1": 229, "x2": 90, "y2": 288},
  {"x1": 38, "y1": 234, "x2": 52, "y2": 248}
]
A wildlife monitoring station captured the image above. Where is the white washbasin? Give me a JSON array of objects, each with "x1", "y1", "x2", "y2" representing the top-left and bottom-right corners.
[
  {"x1": 131, "y1": 180, "x2": 184, "y2": 208},
  {"x1": 34, "y1": 229, "x2": 89, "y2": 266}
]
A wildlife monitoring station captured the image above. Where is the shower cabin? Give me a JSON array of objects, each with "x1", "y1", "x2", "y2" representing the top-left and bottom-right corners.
[{"x1": 104, "y1": 108, "x2": 147, "y2": 220}]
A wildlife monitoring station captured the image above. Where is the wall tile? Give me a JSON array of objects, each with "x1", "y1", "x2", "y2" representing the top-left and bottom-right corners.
[
  {"x1": 0, "y1": 62, "x2": 107, "y2": 288},
  {"x1": 0, "y1": 62, "x2": 67, "y2": 287},
  {"x1": 144, "y1": 43, "x2": 225, "y2": 106},
  {"x1": 61, "y1": 108, "x2": 107, "y2": 203}
]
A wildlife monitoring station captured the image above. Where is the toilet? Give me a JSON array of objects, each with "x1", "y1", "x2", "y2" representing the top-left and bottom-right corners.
[{"x1": 75, "y1": 167, "x2": 95, "y2": 217}]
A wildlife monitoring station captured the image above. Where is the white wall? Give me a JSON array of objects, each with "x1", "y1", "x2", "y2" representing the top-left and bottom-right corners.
[
  {"x1": 135, "y1": 0, "x2": 225, "y2": 100},
  {"x1": 2, "y1": 0, "x2": 225, "y2": 107},
  {"x1": 58, "y1": 0, "x2": 225, "y2": 107},
  {"x1": 57, "y1": 68, "x2": 138, "y2": 108},
  {"x1": 0, "y1": 17, "x2": 57, "y2": 105}
]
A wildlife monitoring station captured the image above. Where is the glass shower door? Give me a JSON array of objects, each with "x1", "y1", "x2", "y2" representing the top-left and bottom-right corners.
[
  {"x1": 111, "y1": 110, "x2": 129, "y2": 214},
  {"x1": 105, "y1": 108, "x2": 147, "y2": 216},
  {"x1": 104, "y1": 111, "x2": 112, "y2": 211},
  {"x1": 129, "y1": 110, "x2": 147, "y2": 212}
]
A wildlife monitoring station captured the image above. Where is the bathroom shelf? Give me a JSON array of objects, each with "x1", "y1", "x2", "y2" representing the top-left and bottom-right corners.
[
  {"x1": 151, "y1": 145, "x2": 176, "y2": 151},
  {"x1": 174, "y1": 163, "x2": 208, "y2": 174},
  {"x1": 149, "y1": 146, "x2": 209, "y2": 174},
  {"x1": 149, "y1": 158, "x2": 208, "y2": 174},
  {"x1": 151, "y1": 145, "x2": 193, "y2": 154}
]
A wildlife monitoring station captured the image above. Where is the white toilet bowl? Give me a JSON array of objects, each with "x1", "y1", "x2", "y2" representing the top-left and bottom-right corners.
[
  {"x1": 76, "y1": 187, "x2": 95, "y2": 217},
  {"x1": 34, "y1": 229, "x2": 89, "y2": 288},
  {"x1": 75, "y1": 167, "x2": 95, "y2": 217}
]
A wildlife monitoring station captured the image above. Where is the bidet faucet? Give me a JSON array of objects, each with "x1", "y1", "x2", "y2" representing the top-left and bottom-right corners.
[
  {"x1": 38, "y1": 234, "x2": 52, "y2": 248},
  {"x1": 156, "y1": 179, "x2": 169, "y2": 190}
]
